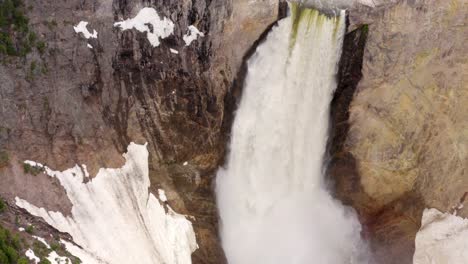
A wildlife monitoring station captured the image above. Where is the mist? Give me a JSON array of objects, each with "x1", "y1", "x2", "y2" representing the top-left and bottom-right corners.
[{"x1": 217, "y1": 5, "x2": 370, "y2": 264}]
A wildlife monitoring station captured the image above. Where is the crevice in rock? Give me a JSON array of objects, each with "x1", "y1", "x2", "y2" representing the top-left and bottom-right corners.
[{"x1": 326, "y1": 15, "x2": 368, "y2": 205}]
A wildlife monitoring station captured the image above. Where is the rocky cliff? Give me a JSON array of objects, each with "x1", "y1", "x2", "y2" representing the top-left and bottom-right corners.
[
  {"x1": 0, "y1": 0, "x2": 280, "y2": 263},
  {"x1": 330, "y1": 0, "x2": 467, "y2": 263},
  {"x1": 0, "y1": 0, "x2": 466, "y2": 263}
]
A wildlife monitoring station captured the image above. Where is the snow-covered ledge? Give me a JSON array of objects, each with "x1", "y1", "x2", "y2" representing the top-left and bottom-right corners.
[
  {"x1": 16, "y1": 143, "x2": 198, "y2": 264},
  {"x1": 413, "y1": 208, "x2": 468, "y2": 264},
  {"x1": 114, "y1": 7, "x2": 174, "y2": 47}
]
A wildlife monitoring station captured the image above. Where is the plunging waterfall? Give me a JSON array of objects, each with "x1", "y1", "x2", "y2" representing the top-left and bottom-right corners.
[{"x1": 216, "y1": 4, "x2": 368, "y2": 264}]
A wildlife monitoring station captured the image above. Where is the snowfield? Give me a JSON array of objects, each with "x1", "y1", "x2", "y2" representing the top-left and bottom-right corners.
[
  {"x1": 16, "y1": 143, "x2": 197, "y2": 264},
  {"x1": 414, "y1": 208, "x2": 468, "y2": 264}
]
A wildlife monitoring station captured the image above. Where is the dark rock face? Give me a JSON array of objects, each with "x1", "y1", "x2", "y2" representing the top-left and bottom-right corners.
[
  {"x1": 0, "y1": 0, "x2": 279, "y2": 263},
  {"x1": 328, "y1": 23, "x2": 370, "y2": 216}
]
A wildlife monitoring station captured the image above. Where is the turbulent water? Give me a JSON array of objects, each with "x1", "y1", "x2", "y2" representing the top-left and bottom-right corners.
[{"x1": 217, "y1": 5, "x2": 368, "y2": 264}]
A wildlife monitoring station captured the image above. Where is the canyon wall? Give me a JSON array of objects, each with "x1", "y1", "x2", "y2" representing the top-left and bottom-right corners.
[
  {"x1": 0, "y1": 0, "x2": 466, "y2": 263},
  {"x1": 0, "y1": 0, "x2": 279, "y2": 263},
  {"x1": 330, "y1": 0, "x2": 467, "y2": 263}
]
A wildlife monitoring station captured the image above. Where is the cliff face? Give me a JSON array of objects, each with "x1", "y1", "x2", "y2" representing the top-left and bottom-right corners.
[
  {"x1": 0, "y1": 0, "x2": 466, "y2": 263},
  {"x1": 330, "y1": 0, "x2": 467, "y2": 263},
  {"x1": 0, "y1": 0, "x2": 279, "y2": 263}
]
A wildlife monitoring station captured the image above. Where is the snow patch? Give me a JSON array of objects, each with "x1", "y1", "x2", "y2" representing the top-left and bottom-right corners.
[
  {"x1": 47, "y1": 251, "x2": 71, "y2": 264},
  {"x1": 73, "y1": 21, "x2": 98, "y2": 39},
  {"x1": 61, "y1": 240, "x2": 104, "y2": 264},
  {"x1": 413, "y1": 208, "x2": 468, "y2": 263},
  {"x1": 18, "y1": 227, "x2": 25, "y2": 232},
  {"x1": 16, "y1": 142, "x2": 197, "y2": 264},
  {"x1": 25, "y1": 249, "x2": 40, "y2": 263},
  {"x1": 87, "y1": 44, "x2": 93, "y2": 49},
  {"x1": 24, "y1": 160, "x2": 44, "y2": 168},
  {"x1": 114, "y1": 7, "x2": 174, "y2": 47},
  {"x1": 183, "y1": 25, "x2": 204, "y2": 46},
  {"x1": 29, "y1": 237, "x2": 71, "y2": 264},
  {"x1": 170, "y1": 48, "x2": 179, "y2": 54},
  {"x1": 158, "y1": 189, "x2": 168, "y2": 202},
  {"x1": 33, "y1": 236, "x2": 50, "y2": 248},
  {"x1": 82, "y1": 164, "x2": 90, "y2": 177}
]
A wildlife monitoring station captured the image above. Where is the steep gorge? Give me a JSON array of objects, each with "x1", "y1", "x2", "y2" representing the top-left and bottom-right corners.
[
  {"x1": 0, "y1": 0, "x2": 280, "y2": 263},
  {"x1": 0, "y1": 0, "x2": 466, "y2": 263}
]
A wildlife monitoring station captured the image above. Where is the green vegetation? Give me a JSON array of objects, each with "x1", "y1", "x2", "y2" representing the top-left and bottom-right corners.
[
  {"x1": 42, "y1": 19, "x2": 57, "y2": 30},
  {"x1": 30, "y1": 60, "x2": 36, "y2": 72},
  {"x1": 25, "y1": 225, "x2": 33, "y2": 234},
  {"x1": 49, "y1": 242, "x2": 60, "y2": 252},
  {"x1": 36, "y1": 40, "x2": 46, "y2": 54},
  {"x1": 23, "y1": 163, "x2": 44, "y2": 175},
  {"x1": 0, "y1": 150, "x2": 8, "y2": 168},
  {"x1": 33, "y1": 238, "x2": 81, "y2": 264},
  {"x1": 0, "y1": 224, "x2": 22, "y2": 264},
  {"x1": 32, "y1": 240, "x2": 48, "y2": 260},
  {"x1": 17, "y1": 257, "x2": 28, "y2": 264},
  {"x1": 0, "y1": 198, "x2": 5, "y2": 214},
  {"x1": 50, "y1": 239, "x2": 81, "y2": 264},
  {"x1": 17, "y1": 258, "x2": 28, "y2": 264},
  {"x1": 361, "y1": 24, "x2": 369, "y2": 35},
  {"x1": 0, "y1": 0, "x2": 30, "y2": 56},
  {"x1": 0, "y1": 0, "x2": 47, "y2": 57},
  {"x1": 0, "y1": 221, "x2": 81, "y2": 264}
]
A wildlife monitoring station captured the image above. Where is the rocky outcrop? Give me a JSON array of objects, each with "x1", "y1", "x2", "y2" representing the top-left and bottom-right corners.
[
  {"x1": 330, "y1": 0, "x2": 467, "y2": 263},
  {"x1": 0, "y1": 0, "x2": 280, "y2": 263}
]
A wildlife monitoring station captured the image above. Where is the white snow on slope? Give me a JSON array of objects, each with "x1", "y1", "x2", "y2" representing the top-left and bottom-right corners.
[
  {"x1": 114, "y1": 7, "x2": 174, "y2": 47},
  {"x1": 183, "y1": 25, "x2": 204, "y2": 46},
  {"x1": 414, "y1": 208, "x2": 468, "y2": 263},
  {"x1": 46, "y1": 251, "x2": 72, "y2": 264},
  {"x1": 33, "y1": 236, "x2": 50, "y2": 248},
  {"x1": 31, "y1": 236, "x2": 72, "y2": 264},
  {"x1": 25, "y1": 249, "x2": 40, "y2": 263},
  {"x1": 16, "y1": 143, "x2": 197, "y2": 264},
  {"x1": 158, "y1": 189, "x2": 168, "y2": 202},
  {"x1": 73, "y1": 21, "x2": 98, "y2": 39}
]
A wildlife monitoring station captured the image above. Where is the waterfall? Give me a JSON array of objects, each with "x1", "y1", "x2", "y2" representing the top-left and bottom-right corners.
[{"x1": 216, "y1": 4, "x2": 368, "y2": 264}]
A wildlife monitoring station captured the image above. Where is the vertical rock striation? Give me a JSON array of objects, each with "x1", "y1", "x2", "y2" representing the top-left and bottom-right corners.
[{"x1": 0, "y1": 0, "x2": 280, "y2": 262}]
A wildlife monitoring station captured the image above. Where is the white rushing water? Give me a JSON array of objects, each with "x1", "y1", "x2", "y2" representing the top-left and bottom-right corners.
[{"x1": 217, "y1": 4, "x2": 368, "y2": 264}]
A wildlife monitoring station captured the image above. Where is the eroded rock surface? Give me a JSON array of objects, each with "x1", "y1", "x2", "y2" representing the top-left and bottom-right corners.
[
  {"x1": 0, "y1": 0, "x2": 279, "y2": 262},
  {"x1": 1, "y1": 0, "x2": 466, "y2": 263},
  {"x1": 330, "y1": 0, "x2": 467, "y2": 263}
]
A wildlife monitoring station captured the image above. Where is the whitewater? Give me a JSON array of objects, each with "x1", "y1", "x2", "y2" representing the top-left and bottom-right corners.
[{"x1": 216, "y1": 4, "x2": 368, "y2": 264}]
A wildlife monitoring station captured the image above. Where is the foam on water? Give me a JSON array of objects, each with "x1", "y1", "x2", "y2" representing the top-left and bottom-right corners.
[{"x1": 216, "y1": 4, "x2": 368, "y2": 264}]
